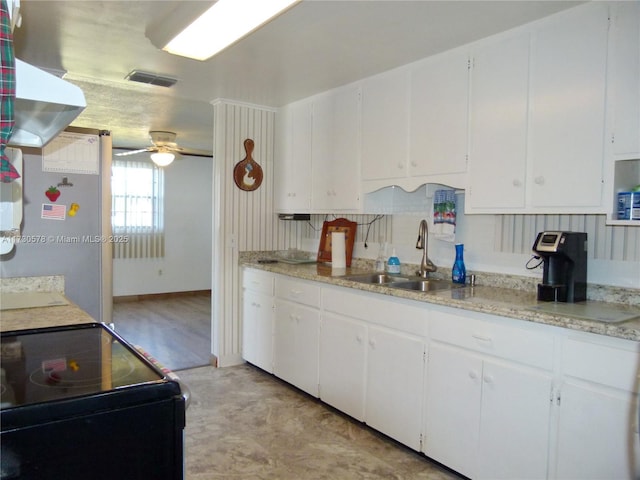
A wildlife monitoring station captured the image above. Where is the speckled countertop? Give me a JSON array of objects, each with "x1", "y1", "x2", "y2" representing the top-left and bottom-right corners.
[
  {"x1": 1, "y1": 275, "x2": 95, "y2": 332},
  {"x1": 240, "y1": 252, "x2": 640, "y2": 342}
]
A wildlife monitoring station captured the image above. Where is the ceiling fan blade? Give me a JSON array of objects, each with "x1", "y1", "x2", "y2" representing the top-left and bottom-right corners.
[{"x1": 115, "y1": 148, "x2": 153, "y2": 156}]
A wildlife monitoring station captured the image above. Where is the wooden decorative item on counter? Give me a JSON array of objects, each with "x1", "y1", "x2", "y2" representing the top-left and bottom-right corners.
[
  {"x1": 233, "y1": 138, "x2": 263, "y2": 191},
  {"x1": 317, "y1": 218, "x2": 357, "y2": 267}
]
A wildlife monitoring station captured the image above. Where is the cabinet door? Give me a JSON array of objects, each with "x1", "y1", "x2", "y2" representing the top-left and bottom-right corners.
[
  {"x1": 366, "y1": 325, "x2": 425, "y2": 451},
  {"x1": 409, "y1": 50, "x2": 469, "y2": 177},
  {"x1": 311, "y1": 85, "x2": 361, "y2": 211},
  {"x1": 610, "y1": 1, "x2": 640, "y2": 158},
  {"x1": 467, "y1": 33, "x2": 530, "y2": 211},
  {"x1": 477, "y1": 360, "x2": 552, "y2": 480},
  {"x1": 274, "y1": 299, "x2": 320, "y2": 397},
  {"x1": 425, "y1": 343, "x2": 481, "y2": 478},
  {"x1": 242, "y1": 290, "x2": 274, "y2": 372},
  {"x1": 319, "y1": 312, "x2": 367, "y2": 421},
  {"x1": 555, "y1": 381, "x2": 640, "y2": 480},
  {"x1": 529, "y1": 3, "x2": 609, "y2": 209},
  {"x1": 274, "y1": 100, "x2": 312, "y2": 212},
  {"x1": 361, "y1": 68, "x2": 410, "y2": 181}
]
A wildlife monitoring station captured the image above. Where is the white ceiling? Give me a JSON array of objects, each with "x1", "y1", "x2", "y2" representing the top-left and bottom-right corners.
[{"x1": 13, "y1": 0, "x2": 584, "y2": 155}]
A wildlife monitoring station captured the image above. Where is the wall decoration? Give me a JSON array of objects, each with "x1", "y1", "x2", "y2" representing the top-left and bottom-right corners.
[{"x1": 233, "y1": 138, "x2": 263, "y2": 191}]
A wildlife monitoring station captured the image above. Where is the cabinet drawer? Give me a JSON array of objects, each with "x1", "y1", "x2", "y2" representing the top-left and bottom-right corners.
[
  {"x1": 563, "y1": 336, "x2": 640, "y2": 392},
  {"x1": 322, "y1": 286, "x2": 428, "y2": 336},
  {"x1": 275, "y1": 276, "x2": 320, "y2": 308},
  {"x1": 430, "y1": 309, "x2": 554, "y2": 370},
  {"x1": 242, "y1": 269, "x2": 274, "y2": 295}
]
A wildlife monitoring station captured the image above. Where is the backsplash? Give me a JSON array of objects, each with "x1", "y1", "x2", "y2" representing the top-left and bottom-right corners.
[{"x1": 495, "y1": 214, "x2": 640, "y2": 262}]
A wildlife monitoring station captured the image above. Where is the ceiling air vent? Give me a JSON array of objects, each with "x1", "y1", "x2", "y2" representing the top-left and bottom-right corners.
[{"x1": 125, "y1": 70, "x2": 177, "y2": 88}]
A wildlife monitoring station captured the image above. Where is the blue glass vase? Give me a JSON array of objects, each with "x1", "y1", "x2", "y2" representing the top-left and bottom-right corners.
[{"x1": 452, "y1": 243, "x2": 466, "y2": 284}]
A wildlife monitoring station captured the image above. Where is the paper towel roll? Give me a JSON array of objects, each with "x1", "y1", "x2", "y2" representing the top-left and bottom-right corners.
[{"x1": 331, "y1": 231, "x2": 346, "y2": 269}]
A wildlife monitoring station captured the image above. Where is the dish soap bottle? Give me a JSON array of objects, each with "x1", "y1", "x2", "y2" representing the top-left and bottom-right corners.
[
  {"x1": 387, "y1": 248, "x2": 401, "y2": 275},
  {"x1": 375, "y1": 241, "x2": 386, "y2": 272},
  {"x1": 452, "y1": 243, "x2": 466, "y2": 284}
]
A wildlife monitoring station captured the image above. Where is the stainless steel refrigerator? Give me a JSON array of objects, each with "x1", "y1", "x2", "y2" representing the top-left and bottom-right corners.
[{"x1": 0, "y1": 127, "x2": 113, "y2": 323}]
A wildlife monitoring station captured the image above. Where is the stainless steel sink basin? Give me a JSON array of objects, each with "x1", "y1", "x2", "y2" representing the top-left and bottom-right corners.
[
  {"x1": 343, "y1": 273, "x2": 409, "y2": 285},
  {"x1": 388, "y1": 279, "x2": 465, "y2": 292}
]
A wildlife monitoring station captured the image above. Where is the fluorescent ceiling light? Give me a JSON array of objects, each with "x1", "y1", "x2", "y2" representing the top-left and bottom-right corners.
[
  {"x1": 150, "y1": 151, "x2": 175, "y2": 167},
  {"x1": 163, "y1": 0, "x2": 300, "y2": 61}
]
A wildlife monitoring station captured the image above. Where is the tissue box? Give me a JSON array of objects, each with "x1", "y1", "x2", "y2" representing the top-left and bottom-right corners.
[{"x1": 617, "y1": 192, "x2": 640, "y2": 220}]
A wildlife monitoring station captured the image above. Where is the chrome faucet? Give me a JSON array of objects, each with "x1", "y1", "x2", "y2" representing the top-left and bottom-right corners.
[{"x1": 416, "y1": 219, "x2": 437, "y2": 278}]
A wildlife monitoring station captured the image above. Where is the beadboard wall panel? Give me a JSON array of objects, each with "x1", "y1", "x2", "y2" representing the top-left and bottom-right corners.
[
  {"x1": 212, "y1": 101, "x2": 301, "y2": 367},
  {"x1": 495, "y1": 214, "x2": 640, "y2": 262}
]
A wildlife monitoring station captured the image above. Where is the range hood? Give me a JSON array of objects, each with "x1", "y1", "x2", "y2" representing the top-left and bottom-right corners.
[{"x1": 8, "y1": 59, "x2": 86, "y2": 148}]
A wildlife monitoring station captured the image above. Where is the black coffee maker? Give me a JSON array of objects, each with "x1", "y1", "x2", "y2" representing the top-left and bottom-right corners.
[{"x1": 532, "y1": 231, "x2": 587, "y2": 303}]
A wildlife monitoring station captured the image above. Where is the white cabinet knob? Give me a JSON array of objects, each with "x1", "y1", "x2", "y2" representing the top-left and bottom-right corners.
[
  {"x1": 368, "y1": 338, "x2": 377, "y2": 348},
  {"x1": 410, "y1": 161, "x2": 418, "y2": 168},
  {"x1": 534, "y1": 176, "x2": 545, "y2": 185},
  {"x1": 397, "y1": 162, "x2": 404, "y2": 170},
  {"x1": 469, "y1": 371, "x2": 478, "y2": 380},
  {"x1": 512, "y1": 179, "x2": 522, "y2": 187},
  {"x1": 483, "y1": 375, "x2": 494, "y2": 384},
  {"x1": 355, "y1": 334, "x2": 363, "y2": 343}
]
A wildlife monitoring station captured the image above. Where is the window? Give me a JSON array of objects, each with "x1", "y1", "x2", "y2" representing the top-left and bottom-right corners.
[{"x1": 111, "y1": 158, "x2": 165, "y2": 258}]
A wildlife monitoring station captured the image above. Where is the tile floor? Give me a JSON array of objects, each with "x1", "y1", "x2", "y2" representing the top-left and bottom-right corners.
[{"x1": 179, "y1": 364, "x2": 462, "y2": 480}]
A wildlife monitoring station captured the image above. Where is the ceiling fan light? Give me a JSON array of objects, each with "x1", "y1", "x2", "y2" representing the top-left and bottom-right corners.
[
  {"x1": 150, "y1": 151, "x2": 175, "y2": 167},
  {"x1": 163, "y1": 0, "x2": 300, "y2": 61}
]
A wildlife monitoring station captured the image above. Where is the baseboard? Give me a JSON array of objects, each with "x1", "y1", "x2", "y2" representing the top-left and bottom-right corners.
[{"x1": 113, "y1": 290, "x2": 211, "y2": 303}]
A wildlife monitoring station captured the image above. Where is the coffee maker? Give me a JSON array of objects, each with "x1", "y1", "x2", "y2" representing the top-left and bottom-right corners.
[{"x1": 532, "y1": 231, "x2": 587, "y2": 303}]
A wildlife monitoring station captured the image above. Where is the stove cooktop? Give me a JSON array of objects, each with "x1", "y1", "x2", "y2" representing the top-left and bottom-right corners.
[{"x1": 1, "y1": 323, "x2": 166, "y2": 409}]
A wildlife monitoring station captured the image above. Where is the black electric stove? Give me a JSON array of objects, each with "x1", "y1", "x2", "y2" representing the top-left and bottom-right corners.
[{"x1": 0, "y1": 323, "x2": 185, "y2": 480}]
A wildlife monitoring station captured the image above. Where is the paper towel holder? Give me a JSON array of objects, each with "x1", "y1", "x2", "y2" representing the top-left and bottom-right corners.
[{"x1": 317, "y1": 218, "x2": 357, "y2": 267}]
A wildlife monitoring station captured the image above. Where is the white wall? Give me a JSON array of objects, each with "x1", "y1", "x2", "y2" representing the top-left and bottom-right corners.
[{"x1": 112, "y1": 154, "x2": 213, "y2": 296}]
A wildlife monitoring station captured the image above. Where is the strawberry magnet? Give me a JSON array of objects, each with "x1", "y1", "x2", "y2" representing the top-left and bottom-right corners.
[{"x1": 45, "y1": 186, "x2": 61, "y2": 202}]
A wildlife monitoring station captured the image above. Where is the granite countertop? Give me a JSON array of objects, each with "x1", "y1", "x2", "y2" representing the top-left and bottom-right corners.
[
  {"x1": 0, "y1": 276, "x2": 95, "y2": 333},
  {"x1": 240, "y1": 255, "x2": 640, "y2": 342}
]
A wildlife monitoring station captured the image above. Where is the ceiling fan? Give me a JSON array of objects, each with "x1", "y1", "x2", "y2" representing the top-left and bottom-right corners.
[{"x1": 115, "y1": 131, "x2": 184, "y2": 166}]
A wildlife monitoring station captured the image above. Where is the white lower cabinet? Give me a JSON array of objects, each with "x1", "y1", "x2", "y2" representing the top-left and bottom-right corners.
[
  {"x1": 553, "y1": 335, "x2": 640, "y2": 480},
  {"x1": 241, "y1": 269, "x2": 275, "y2": 372},
  {"x1": 273, "y1": 276, "x2": 321, "y2": 397},
  {"x1": 320, "y1": 287, "x2": 427, "y2": 451},
  {"x1": 319, "y1": 312, "x2": 367, "y2": 421},
  {"x1": 365, "y1": 325, "x2": 425, "y2": 451},
  {"x1": 425, "y1": 309, "x2": 554, "y2": 480},
  {"x1": 274, "y1": 298, "x2": 320, "y2": 397}
]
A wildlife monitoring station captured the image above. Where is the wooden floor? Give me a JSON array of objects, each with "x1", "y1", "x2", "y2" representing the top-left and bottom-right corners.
[{"x1": 111, "y1": 292, "x2": 211, "y2": 372}]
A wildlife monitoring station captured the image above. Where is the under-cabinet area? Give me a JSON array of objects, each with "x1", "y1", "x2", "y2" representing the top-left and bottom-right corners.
[{"x1": 241, "y1": 267, "x2": 640, "y2": 480}]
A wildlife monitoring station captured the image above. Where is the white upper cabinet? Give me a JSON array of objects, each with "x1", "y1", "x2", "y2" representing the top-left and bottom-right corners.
[
  {"x1": 609, "y1": 1, "x2": 640, "y2": 160},
  {"x1": 466, "y1": 2, "x2": 610, "y2": 214},
  {"x1": 467, "y1": 32, "x2": 530, "y2": 211},
  {"x1": 409, "y1": 49, "x2": 469, "y2": 180},
  {"x1": 274, "y1": 100, "x2": 312, "y2": 213},
  {"x1": 311, "y1": 84, "x2": 361, "y2": 212},
  {"x1": 360, "y1": 49, "x2": 469, "y2": 193},
  {"x1": 528, "y1": 2, "x2": 609, "y2": 210},
  {"x1": 360, "y1": 68, "x2": 410, "y2": 183}
]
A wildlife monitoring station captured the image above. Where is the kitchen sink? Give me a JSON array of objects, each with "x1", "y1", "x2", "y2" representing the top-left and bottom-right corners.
[
  {"x1": 388, "y1": 279, "x2": 465, "y2": 292},
  {"x1": 342, "y1": 273, "x2": 409, "y2": 285}
]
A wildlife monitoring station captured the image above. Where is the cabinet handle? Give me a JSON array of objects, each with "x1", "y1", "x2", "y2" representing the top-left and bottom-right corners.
[
  {"x1": 483, "y1": 375, "x2": 494, "y2": 384},
  {"x1": 534, "y1": 176, "x2": 545, "y2": 185},
  {"x1": 368, "y1": 338, "x2": 377, "y2": 348},
  {"x1": 289, "y1": 289, "x2": 302, "y2": 297},
  {"x1": 512, "y1": 179, "x2": 522, "y2": 187},
  {"x1": 397, "y1": 162, "x2": 404, "y2": 170},
  {"x1": 469, "y1": 371, "x2": 478, "y2": 380},
  {"x1": 356, "y1": 334, "x2": 363, "y2": 343},
  {"x1": 252, "y1": 302, "x2": 260, "y2": 308},
  {"x1": 472, "y1": 333, "x2": 492, "y2": 343}
]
